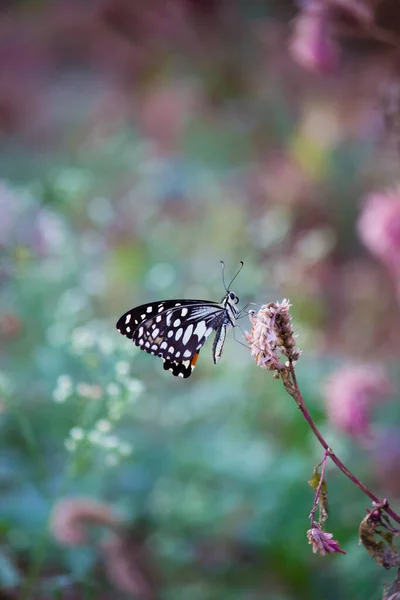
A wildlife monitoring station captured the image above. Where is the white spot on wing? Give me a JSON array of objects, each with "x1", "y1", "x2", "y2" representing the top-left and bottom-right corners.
[
  {"x1": 147, "y1": 306, "x2": 152, "y2": 313},
  {"x1": 153, "y1": 328, "x2": 159, "y2": 338},
  {"x1": 183, "y1": 349, "x2": 191, "y2": 358},
  {"x1": 175, "y1": 303, "x2": 181, "y2": 306},
  {"x1": 183, "y1": 324, "x2": 193, "y2": 345},
  {"x1": 167, "y1": 330, "x2": 174, "y2": 338},
  {"x1": 176, "y1": 351, "x2": 181, "y2": 357},
  {"x1": 168, "y1": 346, "x2": 174, "y2": 353},
  {"x1": 181, "y1": 308, "x2": 188, "y2": 317},
  {"x1": 125, "y1": 314, "x2": 131, "y2": 324},
  {"x1": 158, "y1": 305, "x2": 164, "y2": 313},
  {"x1": 194, "y1": 321, "x2": 207, "y2": 339},
  {"x1": 161, "y1": 341, "x2": 168, "y2": 349},
  {"x1": 173, "y1": 318, "x2": 181, "y2": 327},
  {"x1": 156, "y1": 315, "x2": 162, "y2": 323},
  {"x1": 126, "y1": 326, "x2": 131, "y2": 333},
  {"x1": 175, "y1": 328, "x2": 183, "y2": 341}
]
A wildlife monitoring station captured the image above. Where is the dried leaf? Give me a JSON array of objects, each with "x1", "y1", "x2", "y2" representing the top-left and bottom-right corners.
[
  {"x1": 359, "y1": 509, "x2": 400, "y2": 570},
  {"x1": 308, "y1": 468, "x2": 329, "y2": 522}
]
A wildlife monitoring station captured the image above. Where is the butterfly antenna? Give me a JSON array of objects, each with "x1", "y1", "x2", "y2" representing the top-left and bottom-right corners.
[
  {"x1": 220, "y1": 261, "x2": 228, "y2": 291},
  {"x1": 227, "y1": 260, "x2": 244, "y2": 290}
]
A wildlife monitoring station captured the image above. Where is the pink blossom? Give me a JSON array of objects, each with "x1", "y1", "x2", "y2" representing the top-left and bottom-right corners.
[
  {"x1": 358, "y1": 188, "x2": 400, "y2": 279},
  {"x1": 289, "y1": 6, "x2": 339, "y2": 74},
  {"x1": 50, "y1": 497, "x2": 121, "y2": 546},
  {"x1": 324, "y1": 365, "x2": 392, "y2": 437},
  {"x1": 307, "y1": 522, "x2": 346, "y2": 555}
]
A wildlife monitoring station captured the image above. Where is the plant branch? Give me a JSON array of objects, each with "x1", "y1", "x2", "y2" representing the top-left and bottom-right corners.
[{"x1": 283, "y1": 360, "x2": 400, "y2": 525}]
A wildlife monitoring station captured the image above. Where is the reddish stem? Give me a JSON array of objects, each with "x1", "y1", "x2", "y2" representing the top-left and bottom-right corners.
[{"x1": 287, "y1": 361, "x2": 400, "y2": 525}]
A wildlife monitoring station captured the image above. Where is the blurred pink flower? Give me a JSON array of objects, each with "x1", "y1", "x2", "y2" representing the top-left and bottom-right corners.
[
  {"x1": 358, "y1": 188, "x2": 400, "y2": 280},
  {"x1": 307, "y1": 521, "x2": 346, "y2": 555},
  {"x1": 50, "y1": 497, "x2": 121, "y2": 546},
  {"x1": 324, "y1": 365, "x2": 393, "y2": 437},
  {"x1": 289, "y1": 5, "x2": 339, "y2": 74}
]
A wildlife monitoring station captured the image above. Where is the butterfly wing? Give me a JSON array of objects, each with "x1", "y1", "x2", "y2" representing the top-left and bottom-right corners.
[{"x1": 116, "y1": 300, "x2": 225, "y2": 377}]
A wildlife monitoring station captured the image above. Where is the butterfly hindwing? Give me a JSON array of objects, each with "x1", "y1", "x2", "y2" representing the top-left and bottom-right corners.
[{"x1": 163, "y1": 351, "x2": 201, "y2": 379}]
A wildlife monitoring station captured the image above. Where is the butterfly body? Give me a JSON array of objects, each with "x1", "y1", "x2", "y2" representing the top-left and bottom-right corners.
[{"x1": 116, "y1": 290, "x2": 239, "y2": 378}]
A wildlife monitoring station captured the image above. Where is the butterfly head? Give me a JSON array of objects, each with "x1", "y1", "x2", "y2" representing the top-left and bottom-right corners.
[{"x1": 223, "y1": 290, "x2": 240, "y2": 305}]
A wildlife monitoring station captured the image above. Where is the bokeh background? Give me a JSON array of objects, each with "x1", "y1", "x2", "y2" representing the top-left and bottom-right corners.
[{"x1": 1, "y1": 1, "x2": 400, "y2": 598}]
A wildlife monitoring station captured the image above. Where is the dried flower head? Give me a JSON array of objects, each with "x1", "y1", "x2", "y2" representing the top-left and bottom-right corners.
[
  {"x1": 307, "y1": 521, "x2": 346, "y2": 555},
  {"x1": 245, "y1": 300, "x2": 301, "y2": 372},
  {"x1": 359, "y1": 503, "x2": 400, "y2": 569},
  {"x1": 50, "y1": 497, "x2": 121, "y2": 546},
  {"x1": 324, "y1": 364, "x2": 392, "y2": 437}
]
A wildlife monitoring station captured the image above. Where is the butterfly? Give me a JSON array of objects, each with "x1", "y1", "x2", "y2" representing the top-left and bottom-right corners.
[{"x1": 116, "y1": 262, "x2": 244, "y2": 378}]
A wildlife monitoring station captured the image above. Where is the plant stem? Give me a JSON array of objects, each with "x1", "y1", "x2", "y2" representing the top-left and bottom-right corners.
[{"x1": 285, "y1": 360, "x2": 400, "y2": 525}]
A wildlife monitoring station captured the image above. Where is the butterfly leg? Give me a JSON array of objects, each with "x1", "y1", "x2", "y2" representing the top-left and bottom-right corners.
[
  {"x1": 237, "y1": 302, "x2": 262, "y2": 318},
  {"x1": 232, "y1": 324, "x2": 251, "y2": 350}
]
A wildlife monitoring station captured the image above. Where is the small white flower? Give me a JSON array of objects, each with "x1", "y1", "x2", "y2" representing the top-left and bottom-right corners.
[
  {"x1": 53, "y1": 388, "x2": 67, "y2": 403},
  {"x1": 53, "y1": 375, "x2": 73, "y2": 403},
  {"x1": 57, "y1": 375, "x2": 73, "y2": 390},
  {"x1": 106, "y1": 383, "x2": 120, "y2": 397},
  {"x1": 96, "y1": 419, "x2": 112, "y2": 433},
  {"x1": 69, "y1": 427, "x2": 85, "y2": 441},
  {"x1": 125, "y1": 378, "x2": 145, "y2": 396},
  {"x1": 115, "y1": 361, "x2": 130, "y2": 378}
]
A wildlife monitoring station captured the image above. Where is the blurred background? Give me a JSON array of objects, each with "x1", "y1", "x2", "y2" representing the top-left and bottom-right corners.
[{"x1": 1, "y1": 0, "x2": 400, "y2": 598}]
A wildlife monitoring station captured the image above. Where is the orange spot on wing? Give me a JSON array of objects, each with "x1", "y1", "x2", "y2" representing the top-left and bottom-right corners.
[{"x1": 191, "y1": 353, "x2": 199, "y2": 367}]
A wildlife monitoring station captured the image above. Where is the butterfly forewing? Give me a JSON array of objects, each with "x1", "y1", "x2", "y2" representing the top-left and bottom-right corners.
[{"x1": 116, "y1": 299, "x2": 226, "y2": 376}]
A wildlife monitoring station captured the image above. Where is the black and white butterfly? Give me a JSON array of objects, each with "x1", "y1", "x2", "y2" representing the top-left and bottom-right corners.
[{"x1": 116, "y1": 262, "x2": 244, "y2": 378}]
